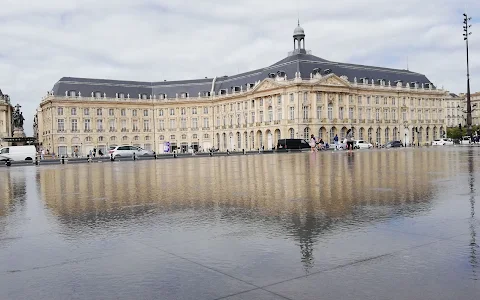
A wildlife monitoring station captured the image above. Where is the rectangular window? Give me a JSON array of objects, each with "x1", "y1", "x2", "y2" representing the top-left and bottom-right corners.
[
  {"x1": 97, "y1": 108, "x2": 102, "y2": 116},
  {"x1": 192, "y1": 118, "x2": 198, "y2": 129},
  {"x1": 358, "y1": 108, "x2": 363, "y2": 120},
  {"x1": 392, "y1": 97, "x2": 396, "y2": 106},
  {"x1": 328, "y1": 105, "x2": 333, "y2": 120},
  {"x1": 132, "y1": 110, "x2": 137, "y2": 117},
  {"x1": 143, "y1": 110, "x2": 148, "y2": 117},
  {"x1": 132, "y1": 120, "x2": 138, "y2": 131},
  {"x1": 181, "y1": 108, "x2": 186, "y2": 115},
  {"x1": 303, "y1": 92, "x2": 308, "y2": 102},
  {"x1": 259, "y1": 111, "x2": 264, "y2": 123},
  {"x1": 268, "y1": 110, "x2": 273, "y2": 122},
  {"x1": 339, "y1": 107, "x2": 344, "y2": 120},
  {"x1": 403, "y1": 110, "x2": 407, "y2": 121},
  {"x1": 170, "y1": 108, "x2": 175, "y2": 116},
  {"x1": 121, "y1": 109, "x2": 126, "y2": 117},
  {"x1": 143, "y1": 120, "x2": 150, "y2": 131},
  {"x1": 109, "y1": 119, "x2": 115, "y2": 131},
  {"x1": 170, "y1": 119, "x2": 176, "y2": 129},
  {"x1": 216, "y1": 117, "x2": 220, "y2": 126},
  {"x1": 367, "y1": 97, "x2": 370, "y2": 105},
  {"x1": 158, "y1": 120, "x2": 164, "y2": 130},
  {"x1": 316, "y1": 93, "x2": 322, "y2": 102},
  {"x1": 204, "y1": 107, "x2": 208, "y2": 114},
  {"x1": 97, "y1": 119, "x2": 103, "y2": 131},
  {"x1": 375, "y1": 96, "x2": 379, "y2": 105},
  {"x1": 84, "y1": 119, "x2": 90, "y2": 131},
  {"x1": 278, "y1": 95, "x2": 282, "y2": 105},
  {"x1": 349, "y1": 95, "x2": 353, "y2": 104},
  {"x1": 349, "y1": 107, "x2": 354, "y2": 119},
  {"x1": 251, "y1": 112, "x2": 255, "y2": 123},
  {"x1": 71, "y1": 108, "x2": 77, "y2": 115},
  {"x1": 277, "y1": 109, "x2": 282, "y2": 121},
  {"x1": 71, "y1": 119, "x2": 77, "y2": 132},
  {"x1": 109, "y1": 109, "x2": 114, "y2": 116},
  {"x1": 383, "y1": 97, "x2": 388, "y2": 105},
  {"x1": 290, "y1": 93, "x2": 294, "y2": 102},
  {"x1": 289, "y1": 107, "x2": 295, "y2": 120},
  {"x1": 303, "y1": 106, "x2": 309, "y2": 120},
  {"x1": 84, "y1": 108, "x2": 89, "y2": 116},
  {"x1": 121, "y1": 119, "x2": 127, "y2": 131},
  {"x1": 192, "y1": 107, "x2": 197, "y2": 115},
  {"x1": 367, "y1": 109, "x2": 371, "y2": 120},
  {"x1": 57, "y1": 119, "x2": 65, "y2": 131},
  {"x1": 339, "y1": 94, "x2": 343, "y2": 103},
  {"x1": 203, "y1": 118, "x2": 209, "y2": 128},
  {"x1": 57, "y1": 107, "x2": 64, "y2": 115},
  {"x1": 375, "y1": 109, "x2": 380, "y2": 121},
  {"x1": 384, "y1": 110, "x2": 388, "y2": 120},
  {"x1": 358, "y1": 96, "x2": 362, "y2": 105},
  {"x1": 392, "y1": 109, "x2": 396, "y2": 120},
  {"x1": 316, "y1": 106, "x2": 322, "y2": 119},
  {"x1": 260, "y1": 98, "x2": 264, "y2": 106}
]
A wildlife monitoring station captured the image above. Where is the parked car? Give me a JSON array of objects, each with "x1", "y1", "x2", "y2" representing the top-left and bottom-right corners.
[
  {"x1": 277, "y1": 139, "x2": 310, "y2": 150},
  {"x1": 384, "y1": 141, "x2": 403, "y2": 148},
  {"x1": 460, "y1": 136, "x2": 471, "y2": 145},
  {"x1": 354, "y1": 140, "x2": 373, "y2": 149},
  {"x1": 0, "y1": 145, "x2": 36, "y2": 161},
  {"x1": 432, "y1": 138, "x2": 454, "y2": 146},
  {"x1": 109, "y1": 145, "x2": 154, "y2": 157}
]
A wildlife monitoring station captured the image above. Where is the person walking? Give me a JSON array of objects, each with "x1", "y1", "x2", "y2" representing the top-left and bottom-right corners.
[
  {"x1": 309, "y1": 134, "x2": 317, "y2": 152},
  {"x1": 334, "y1": 134, "x2": 339, "y2": 151},
  {"x1": 346, "y1": 128, "x2": 354, "y2": 152},
  {"x1": 40, "y1": 148, "x2": 45, "y2": 160}
]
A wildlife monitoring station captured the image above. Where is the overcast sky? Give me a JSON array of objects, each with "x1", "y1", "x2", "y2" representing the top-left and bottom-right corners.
[{"x1": 0, "y1": 0, "x2": 479, "y2": 135}]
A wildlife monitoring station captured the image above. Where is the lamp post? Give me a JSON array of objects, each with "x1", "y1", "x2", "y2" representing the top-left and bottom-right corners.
[{"x1": 463, "y1": 13, "x2": 473, "y2": 140}]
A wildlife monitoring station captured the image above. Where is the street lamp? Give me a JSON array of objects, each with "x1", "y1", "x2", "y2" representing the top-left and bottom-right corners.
[{"x1": 463, "y1": 13, "x2": 473, "y2": 140}]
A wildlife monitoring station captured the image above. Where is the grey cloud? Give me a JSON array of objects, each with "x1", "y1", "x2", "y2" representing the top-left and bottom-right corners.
[{"x1": 0, "y1": 0, "x2": 478, "y2": 136}]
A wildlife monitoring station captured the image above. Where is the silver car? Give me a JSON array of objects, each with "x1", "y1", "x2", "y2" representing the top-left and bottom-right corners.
[{"x1": 109, "y1": 145, "x2": 154, "y2": 157}]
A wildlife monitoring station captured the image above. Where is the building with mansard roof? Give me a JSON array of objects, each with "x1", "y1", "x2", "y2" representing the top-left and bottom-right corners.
[
  {"x1": 37, "y1": 24, "x2": 451, "y2": 156},
  {"x1": 0, "y1": 89, "x2": 13, "y2": 147}
]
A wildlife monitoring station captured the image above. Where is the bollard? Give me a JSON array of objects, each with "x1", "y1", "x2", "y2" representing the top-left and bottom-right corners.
[
  {"x1": 209, "y1": 151, "x2": 213, "y2": 157},
  {"x1": 61, "y1": 155, "x2": 65, "y2": 165},
  {"x1": 173, "y1": 150, "x2": 177, "y2": 158},
  {"x1": 133, "y1": 152, "x2": 136, "y2": 161},
  {"x1": 227, "y1": 149, "x2": 230, "y2": 156},
  {"x1": 110, "y1": 154, "x2": 115, "y2": 162},
  {"x1": 242, "y1": 149, "x2": 245, "y2": 155},
  {"x1": 5, "y1": 160, "x2": 11, "y2": 167}
]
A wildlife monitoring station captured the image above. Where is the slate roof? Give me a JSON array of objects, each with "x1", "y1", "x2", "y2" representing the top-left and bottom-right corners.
[{"x1": 51, "y1": 52, "x2": 435, "y2": 99}]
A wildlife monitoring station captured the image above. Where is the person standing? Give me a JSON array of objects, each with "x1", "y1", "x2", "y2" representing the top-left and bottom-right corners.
[
  {"x1": 346, "y1": 128, "x2": 354, "y2": 152},
  {"x1": 41, "y1": 148, "x2": 45, "y2": 160},
  {"x1": 309, "y1": 134, "x2": 317, "y2": 152},
  {"x1": 334, "y1": 134, "x2": 339, "y2": 151}
]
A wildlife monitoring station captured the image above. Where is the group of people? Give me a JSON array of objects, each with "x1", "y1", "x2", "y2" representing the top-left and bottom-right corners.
[{"x1": 309, "y1": 129, "x2": 355, "y2": 152}]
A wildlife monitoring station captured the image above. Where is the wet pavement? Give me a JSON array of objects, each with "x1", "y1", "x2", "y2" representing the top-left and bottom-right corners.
[{"x1": 0, "y1": 147, "x2": 479, "y2": 300}]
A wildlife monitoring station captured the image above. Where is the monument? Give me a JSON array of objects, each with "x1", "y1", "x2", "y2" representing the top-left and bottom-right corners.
[{"x1": 12, "y1": 104, "x2": 26, "y2": 138}]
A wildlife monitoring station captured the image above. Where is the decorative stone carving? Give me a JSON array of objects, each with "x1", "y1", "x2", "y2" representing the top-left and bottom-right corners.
[
  {"x1": 340, "y1": 75, "x2": 348, "y2": 81},
  {"x1": 388, "y1": 81, "x2": 391, "y2": 87},
  {"x1": 406, "y1": 82, "x2": 410, "y2": 88},
  {"x1": 65, "y1": 91, "x2": 68, "y2": 97},
  {"x1": 354, "y1": 77, "x2": 357, "y2": 84},
  {"x1": 396, "y1": 81, "x2": 402, "y2": 87},
  {"x1": 116, "y1": 93, "x2": 118, "y2": 98},
  {"x1": 127, "y1": 94, "x2": 130, "y2": 98},
  {"x1": 91, "y1": 92, "x2": 94, "y2": 97},
  {"x1": 103, "y1": 92, "x2": 106, "y2": 98},
  {"x1": 78, "y1": 91, "x2": 81, "y2": 97}
]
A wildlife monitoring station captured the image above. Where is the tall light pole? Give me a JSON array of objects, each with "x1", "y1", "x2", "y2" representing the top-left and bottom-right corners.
[{"x1": 463, "y1": 13, "x2": 473, "y2": 140}]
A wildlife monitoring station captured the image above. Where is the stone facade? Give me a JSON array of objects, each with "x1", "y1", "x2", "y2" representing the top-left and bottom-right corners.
[
  {"x1": 37, "y1": 73, "x2": 449, "y2": 156},
  {"x1": 0, "y1": 90, "x2": 13, "y2": 147}
]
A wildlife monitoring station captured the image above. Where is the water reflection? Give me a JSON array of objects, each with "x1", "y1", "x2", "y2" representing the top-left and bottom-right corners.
[
  {"x1": 0, "y1": 169, "x2": 27, "y2": 217},
  {"x1": 31, "y1": 150, "x2": 456, "y2": 269}
]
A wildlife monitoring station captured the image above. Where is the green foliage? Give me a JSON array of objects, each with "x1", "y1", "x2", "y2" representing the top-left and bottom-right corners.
[{"x1": 447, "y1": 125, "x2": 480, "y2": 140}]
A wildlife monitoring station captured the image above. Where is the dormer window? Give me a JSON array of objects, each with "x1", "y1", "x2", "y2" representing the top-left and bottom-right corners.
[
  {"x1": 361, "y1": 77, "x2": 368, "y2": 84},
  {"x1": 323, "y1": 69, "x2": 332, "y2": 75},
  {"x1": 118, "y1": 93, "x2": 125, "y2": 99},
  {"x1": 410, "y1": 82, "x2": 417, "y2": 88},
  {"x1": 425, "y1": 83, "x2": 431, "y2": 88},
  {"x1": 277, "y1": 70, "x2": 286, "y2": 77},
  {"x1": 201, "y1": 91, "x2": 210, "y2": 97},
  {"x1": 220, "y1": 89, "x2": 227, "y2": 95},
  {"x1": 268, "y1": 73, "x2": 276, "y2": 78},
  {"x1": 180, "y1": 92, "x2": 188, "y2": 98},
  {"x1": 312, "y1": 68, "x2": 321, "y2": 75},
  {"x1": 248, "y1": 83, "x2": 255, "y2": 89},
  {"x1": 94, "y1": 91, "x2": 102, "y2": 98},
  {"x1": 141, "y1": 93, "x2": 148, "y2": 99},
  {"x1": 377, "y1": 79, "x2": 385, "y2": 86},
  {"x1": 159, "y1": 93, "x2": 167, "y2": 99},
  {"x1": 233, "y1": 86, "x2": 241, "y2": 93},
  {"x1": 68, "y1": 90, "x2": 76, "y2": 97}
]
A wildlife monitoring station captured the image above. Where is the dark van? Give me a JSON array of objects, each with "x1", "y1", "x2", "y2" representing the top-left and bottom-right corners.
[{"x1": 277, "y1": 139, "x2": 310, "y2": 150}]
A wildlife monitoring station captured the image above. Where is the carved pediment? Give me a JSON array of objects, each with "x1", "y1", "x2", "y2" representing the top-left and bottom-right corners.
[
  {"x1": 253, "y1": 79, "x2": 280, "y2": 92},
  {"x1": 317, "y1": 74, "x2": 350, "y2": 87}
]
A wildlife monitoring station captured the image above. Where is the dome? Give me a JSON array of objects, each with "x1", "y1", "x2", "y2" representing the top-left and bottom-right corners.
[{"x1": 293, "y1": 25, "x2": 305, "y2": 36}]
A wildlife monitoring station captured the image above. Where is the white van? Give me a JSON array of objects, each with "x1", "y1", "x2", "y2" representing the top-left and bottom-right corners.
[{"x1": 0, "y1": 145, "x2": 36, "y2": 161}]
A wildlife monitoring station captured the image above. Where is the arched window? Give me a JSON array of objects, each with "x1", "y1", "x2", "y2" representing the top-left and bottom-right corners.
[
  {"x1": 159, "y1": 135, "x2": 164, "y2": 140},
  {"x1": 110, "y1": 136, "x2": 116, "y2": 141},
  {"x1": 385, "y1": 128, "x2": 390, "y2": 142},
  {"x1": 122, "y1": 136, "x2": 128, "y2": 141},
  {"x1": 330, "y1": 127, "x2": 336, "y2": 143},
  {"x1": 289, "y1": 128, "x2": 295, "y2": 139},
  {"x1": 98, "y1": 136, "x2": 104, "y2": 142},
  {"x1": 303, "y1": 127, "x2": 310, "y2": 139},
  {"x1": 237, "y1": 132, "x2": 241, "y2": 149},
  {"x1": 360, "y1": 127, "x2": 365, "y2": 139},
  {"x1": 376, "y1": 128, "x2": 381, "y2": 144}
]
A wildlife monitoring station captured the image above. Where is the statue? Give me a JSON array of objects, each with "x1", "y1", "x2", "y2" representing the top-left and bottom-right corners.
[{"x1": 12, "y1": 104, "x2": 25, "y2": 129}]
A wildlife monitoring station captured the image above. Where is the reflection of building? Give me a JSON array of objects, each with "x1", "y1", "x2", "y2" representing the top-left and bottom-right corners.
[
  {"x1": 37, "y1": 23, "x2": 450, "y2": 156},
  {"x1": 0, "y1": 88, "x2": 14, "y2": 147}
]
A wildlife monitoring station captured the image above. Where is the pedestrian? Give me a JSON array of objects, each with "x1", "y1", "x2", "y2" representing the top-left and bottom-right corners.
[
  {"x1": 309, "y1": 134, "x2": 317, "y2": 152},
  {"x1": 89, "y1": 149, "x2": 92, "y2": 158},
  {"x1": 346, "y1": 128, "x2": 354, "y2": 152},
  {"x1": 334, "y1": 134, "x2": 339, "y2": 151},
  {"x1": 93, "y1": 148, "x2": 96, "y2": 158},
  {"x1": 41, "y1": 148, "x2": 45, "y2": 160},
  {"x1": 98, "y1": 149, "x2": 103, "y2": 156}
]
